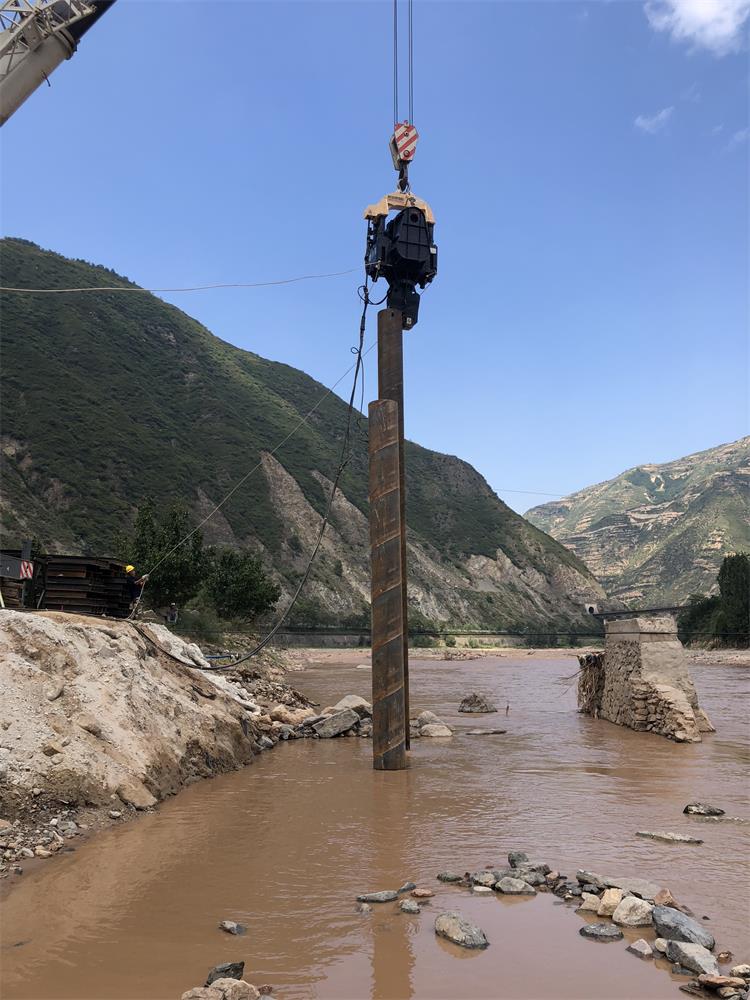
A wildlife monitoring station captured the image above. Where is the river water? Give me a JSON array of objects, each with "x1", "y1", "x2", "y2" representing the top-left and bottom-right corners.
[{"x1": 2, "y1": 653, "x2": 748, "y2": 1000}]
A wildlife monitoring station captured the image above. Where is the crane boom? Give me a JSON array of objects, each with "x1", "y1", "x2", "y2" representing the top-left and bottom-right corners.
[{"x1": 0, "y1": 0, "x2": 115, "y2": 126}]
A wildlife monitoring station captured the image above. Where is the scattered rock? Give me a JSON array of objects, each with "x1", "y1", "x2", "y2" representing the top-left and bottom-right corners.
[
  {"x1": 434, "y1": 911, "x2": 489, "y2": 949},
  {"x1": 465, "y1": 729, "x2": 507, "y2": 735},
  {"x1": 331, "y1": 695, "x2": 372, "y2": 717},
  {"x1": 508, "y1": 851, "x2": 529, "y2": 868},
  {"x1": 717, "y1": 952, "x2": 734, "y2": 964},
  {"x1": 577, "y1": 893, "x2": 601, "y2": 913},
  {"x1": 34, "y1": 846, "x2": 52, "y2": 858},
  {"x1": 666, "y1": 941, "x2": 719, "y2": 976},
  {"x1": 117, "y1": 778, "x2": 157, "y2": 811},
  {"x1": 269, "y1": 705, "x2": 314, "y2": 727},
  {"x1": 108, "y1": 810, "x2": 122, "y2": 820},
  {"x1": 356, "y1": 902, "x2": 372, "y2": 914},
  {"x1": 653, "y1": 906, "x2": 715, "y2": 950},
  {"x1": 653, "y1": 887, "x2": 681, "y2": 908},
  {"x1": 730, "y1": 965, "x2": 750, "y2": 977},
  {"x1": 397, "y1": 881, "x2": 416, "y2": 894},
  {"x1": 612, "y1": 896, "x2": 654, "y2": 927},
  {"x1": 210, "y1": 979, "x2": 261, "y2": 1000},
  {"x1": 458, "y1": 693, "x2": 497, "y2": 714},
  {"x1": 684, "y1": 802, "x2": 725, "y2": 817},
  {"x1": 182, "y1": 989, "x2": 222, "y2": 1000},
  {"x1": 76, "y1": 713, "x2": 103, "y2": 738},
  {"x1": 420, "y1": 724, "x2": 453, "y2": 738},
  {"x1": 219, "y1": 921, "x2": 247, "y2": 936},
  {"x1": 597, "y1": 888, "x2": 624, "y2": 917},
  {"x1": 576, "y1": 870, "x2": 608, "y2": 891},
  {"x1": 636, "y1": 831, "x2": 704, "y2": 845},
  {"x1": 205, "y1": 962, "x2": 244, "y2": 986},
  {"x1": 471, "y1": 885, "x2": 492, "y2": 895},
  {"x1": 356, "y1": 890, "x2": 398, "y2": 903},
  {"x1": 312, "y1": 709, "x2": 359, "y2": 739},
  {"x1": 437, "y1": 871, "x2": 463, "y2": 883},
  {"x1": 654, "y1": 938, "x2": 668, "y2": 953},
  {"x1": 579, "y1": 923, "x2": 624, "y2": 942},
  {"x1": 602, "y1": 876, "x2": 663, "y2": 901},
  {"x1": 628, "y1": 939, "x2": 654, "y2": 959},
  {"x1": 495, "y1": 877, "x2": 535, "y2": 895},
  {"x1": 400, "y1": 899, "x2": 420, "y2": 914},
  {"x1": 41, "y1": 741, "x2": 63, "y2": 757},
  {"x1": 411, "y1": 888, "x2": 434, "y2": 899},
  {"x1": 416, "y1": 711, "x2": 441, "y2": 727},
  {"x1": 698, "y1": 976, "x2": 747, "y2": 990},
  {"x1": 45, "y1": 683, "x2": 65, "y2": 702},
  {"x1": 471, "y1": 871, "x2": 497, "y2": 887},
  {"x1": 0, "y1": 818, "x2": 12, "y2": 831}
]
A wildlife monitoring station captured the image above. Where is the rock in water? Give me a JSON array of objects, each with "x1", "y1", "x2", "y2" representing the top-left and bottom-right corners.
[
  {"x1": 437, "y1": 871, "x2": 463, "y2": 883},
  {"x1": 684, "y1": 802, "x2": 725, "y2": 816},
  {"x1": 219, "y1": 920, "x2": 247, "y2": 935},
  {"x1": 356, "y1": 890, "x2": 398, "y2": 903},
  {"x1": 597, "y1": 888, "x2": 624, "y2": 917},
  {"x1": 612, "y1": 896, "x2": 654, "y2": 927},
  {"x1": 508, "y1": 851, "x2": 529, "y2": 868},
  {"x1": 601, "y1": 876, "x2": 662, "y2": 901},
  {"x1": 576, "y1": 893, "x2": 601, "y2": 913},
  {"x1": 210, "y1": 980, "x2": 261, "y2": 1000},
  {"x1": 579, "y1": 923, "x2": 624, "y2": 942},
  {"x1": 653, "y1": 906, "x2": 716, "y2": 950},
  {"x1": 411, "y1": 888, "x2": 434, "y2": 899},
  {"x1": 434, "y1": 911, "x2": 489, "y2": 949},
  {"x1": 331, "y1": 695, "x2": 372, "y2": 716},
  {"x1": 182, "y1": 989, "x2": 223, "y2": 1000},
  {"x1": 205, "y1": 962, "x2": 245, "y2": 986},
  {"x1": 312, "y1": 709, "x2": 359, "y2": 738},
  {"x1": 627, "y1": 939, "x2": 654, "y2": 959},
  {"x1": 731, "y1": 964, "x2": 750, "y2": 977},
  {"x1": 466, "y1": 729, "x2": 507, "y2": 735},
  {"x1": 471, "y1": 871, "x2": 497, "y2": 887},
  {"x1": 400, "y1": 899, "x2": 420, "y2": 914},
  {"x1": 397, "y1": 881, "x2": 417, "y2": 894},
  {"x1": 420, "y1": 724, "x2": 453, "y2": 738},
  {"x1": 666, "y1": 941, "x2": 719, "y2": 976},
  {"x1": 495, "y1": 877, "x2": 535, "y2": 895},
  {"x1": 698, "y1": 976, "x2": 748, "y2": 990},
  {"x1": 458, "y1": 693, "x2": 498, "y2": 714},
  {"x1": 416, "y1": 711, "x2": 441, "y2": 727},
  {"x1": 636, "y1": 830, "x2": 704, "y2": 845}
]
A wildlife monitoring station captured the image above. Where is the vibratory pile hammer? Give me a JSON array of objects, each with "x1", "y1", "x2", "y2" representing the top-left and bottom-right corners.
[{"x1": 364, "y1": 121, "x2": 437, "y2": 329}]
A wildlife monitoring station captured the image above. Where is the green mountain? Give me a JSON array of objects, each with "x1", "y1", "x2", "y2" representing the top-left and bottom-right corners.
[
  {"x1": 526, "y1": 439, "x2": 750, "y2": 606},
  {"x1": 0, "y1": 238, "x2": 605, "y2": 629}
]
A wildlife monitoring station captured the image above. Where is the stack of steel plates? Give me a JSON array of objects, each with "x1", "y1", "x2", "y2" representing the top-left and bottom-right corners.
[{"x1": 40, "y1": 556, "x2": 130, "y2": 618}]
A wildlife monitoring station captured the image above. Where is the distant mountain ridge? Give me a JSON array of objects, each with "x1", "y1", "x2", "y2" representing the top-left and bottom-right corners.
[
  {"x1": 0, "y1": 238, "x2": 605, "y2": 630},
  {"x1": 525, "y1": 438, "x2": 750, "y2": 605}
]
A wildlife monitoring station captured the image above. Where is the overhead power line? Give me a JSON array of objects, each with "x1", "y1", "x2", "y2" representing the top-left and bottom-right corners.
[{"x1": 0, "y1": 267, "x2": 359, "y2": 295}]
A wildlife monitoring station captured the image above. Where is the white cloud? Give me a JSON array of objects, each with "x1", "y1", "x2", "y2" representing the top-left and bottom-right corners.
[
  {"x1": 645, "y1": 0, "x2": 750, "y2": 56},
  {"x1": 634, "y1": 106, "x2": 675, "y2": 133},
  {"x1": 725, "y1": 127, "x2": 749, "y2": 150}
]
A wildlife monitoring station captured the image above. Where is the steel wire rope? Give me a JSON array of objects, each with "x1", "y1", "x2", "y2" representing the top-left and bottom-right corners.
[
  {"x1": 408, "y1": 0, "x2": 414, "y2": 124},
  {"x1": 0, "y1": 267, "x2": 359, "y2": 295},
  {"x1": 393, "y1": 0, "x2": 399, "y2": 125}
]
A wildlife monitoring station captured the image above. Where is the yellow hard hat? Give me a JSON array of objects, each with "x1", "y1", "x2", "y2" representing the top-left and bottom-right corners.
[{"x1": 125, "y1": 565, "x2": 135, "y2": 573}]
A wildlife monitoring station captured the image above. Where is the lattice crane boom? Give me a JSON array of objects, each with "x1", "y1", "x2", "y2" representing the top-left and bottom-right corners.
[{"x1": 0, "y1": 0, "x2": 115, "y2": 126}]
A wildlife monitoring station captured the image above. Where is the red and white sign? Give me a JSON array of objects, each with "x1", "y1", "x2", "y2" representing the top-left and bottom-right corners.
[
  {"x1": 393, "y1": 122, "x2": 418, "y2": 161},
  {"x1": 19, "y1": 560, "x2": 33, "y2": 579}
]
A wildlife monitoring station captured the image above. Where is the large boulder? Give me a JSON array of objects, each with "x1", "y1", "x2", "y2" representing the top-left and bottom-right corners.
[
  {"x1": 312, "y1": 709, "x2": 359, "y2": 738},
  {"x1": 597, "y1": 888, "x2": 624, "y2": 917},
  {"x1": 579, "y1": 923, "x2": 624, "y2": 942},
  {"x1": 331, "y1": 695, "x2": 372, "y2": 717},
  {"x1": 653, "y1": 906, "x2": 715, "y2": 950},
  {"x1": 665, "y1": 941, "x2": 719, "y2": 976},
  {"x1": 420, "y1": 723, "x2": 453, "y2": 738},
  {"x1": 612, "y1": 896, "x2": 653, "y2": 927},
  {"x1": 205, "y1": 963, "x2": 244, "y2": 986},
  {"x1": 209, "y1": 980, "x2": 261, "y2": 1000},
  {"x1": 495, "y1": 877, "x2": 535, "y2": 895},
  {"x1": 684, "y1": 802, "x2": 724, "y2": 816},
  {"x1": 458, "y1": 693, "x2": 497, "y2": 714},
  {"x1": 434, "y1": 911, "x2": 489, "y2": 949}
]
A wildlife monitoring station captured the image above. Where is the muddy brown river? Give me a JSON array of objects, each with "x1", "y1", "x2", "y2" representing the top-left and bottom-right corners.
[{"x1": 2, "y1": 654, "x2": 748, "y2": 1000}]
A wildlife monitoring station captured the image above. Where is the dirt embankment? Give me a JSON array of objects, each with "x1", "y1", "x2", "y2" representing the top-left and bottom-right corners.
[{"x1": 0, "y1": 610, "x2": 309, "y2": 881}]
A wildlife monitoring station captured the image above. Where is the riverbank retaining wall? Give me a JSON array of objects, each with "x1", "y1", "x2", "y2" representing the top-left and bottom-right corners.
[{"x1": 578, "y1": 616, "x2": 715, "y2": 742}]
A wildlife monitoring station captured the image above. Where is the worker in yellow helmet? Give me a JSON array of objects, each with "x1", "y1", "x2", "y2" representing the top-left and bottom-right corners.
[{"x1": 124, "y1": 564, "x2": 149, "y2": 610}]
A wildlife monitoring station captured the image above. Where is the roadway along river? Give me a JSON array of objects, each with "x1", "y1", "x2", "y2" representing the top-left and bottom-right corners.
[{"x1": 2, "y1": 653, "x2": 748, "y2": 999}]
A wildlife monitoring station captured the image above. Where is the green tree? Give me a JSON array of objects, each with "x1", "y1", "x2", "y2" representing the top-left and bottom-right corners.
[
  {"x1": 115, "y1": 499, "x2": 204, "y2": 606},
  {"x1": 717, "y1": 552, "x2": 749, "y2": 647},
  {"x1": 204, "y1": 547, "x2": 280, "y2": 620}
]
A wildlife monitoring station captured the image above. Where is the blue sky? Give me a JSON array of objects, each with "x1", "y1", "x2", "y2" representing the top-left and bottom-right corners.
[{"x1": 1, "y1": 0, "x2": 747, "y2": 513}]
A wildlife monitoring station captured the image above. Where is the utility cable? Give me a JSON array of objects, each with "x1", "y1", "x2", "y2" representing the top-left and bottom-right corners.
[
  {"x1": 0, "y1": 267, "x2": 359, "y2": 295},
  {"x1": 196, "y1": 281, "x2": 372, "y2": 668}
]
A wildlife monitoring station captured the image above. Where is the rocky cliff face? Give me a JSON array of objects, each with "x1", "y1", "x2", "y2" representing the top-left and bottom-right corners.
[
  {"x1": 0, "y1": 238, "x2": 605, "y2": 630},
  {"x1": 526, "y1": 439, "x2": 750, "y2": 605}
]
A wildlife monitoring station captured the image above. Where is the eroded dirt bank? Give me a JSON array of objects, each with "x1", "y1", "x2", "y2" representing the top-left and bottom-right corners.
[{"x1": 0, "y1": 610, "x2": 310, "y2": 879}]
